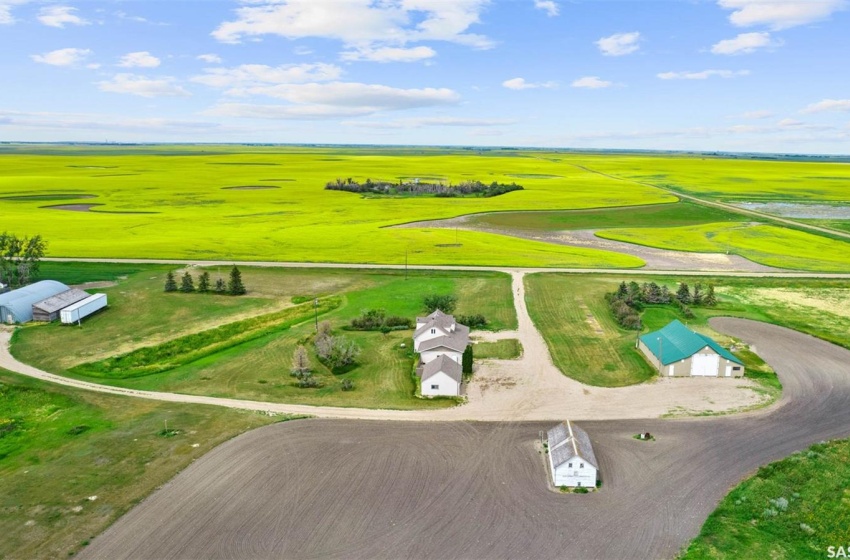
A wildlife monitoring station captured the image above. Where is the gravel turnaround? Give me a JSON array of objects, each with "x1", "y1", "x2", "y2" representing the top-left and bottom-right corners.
[{"x1": 80, "y1": 319, "x2": 850, "y2": 560}]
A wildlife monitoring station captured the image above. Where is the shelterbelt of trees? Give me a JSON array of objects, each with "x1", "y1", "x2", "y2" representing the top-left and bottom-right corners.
[{"x1": 325, "y1": 178, "x2": 524, "y2": 198}]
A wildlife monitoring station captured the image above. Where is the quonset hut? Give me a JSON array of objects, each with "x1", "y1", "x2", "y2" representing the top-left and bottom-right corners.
[{"x1": 0, "y1": 280, "x2": 71, "y2": 324}]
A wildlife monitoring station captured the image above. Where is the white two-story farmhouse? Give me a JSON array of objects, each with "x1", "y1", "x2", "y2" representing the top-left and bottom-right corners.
[{"x1": 413, "y1": 310, "x2": 469, "y2": 397}]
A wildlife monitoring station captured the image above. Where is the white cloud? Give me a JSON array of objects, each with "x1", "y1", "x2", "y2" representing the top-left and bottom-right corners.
[
  {"x1": 212, "y1": 0, "x2": 493, "y2": 63},
  {"x1": 0, "y1": 109, "x2": 222, "y2": 134},
  {"x1": 97, "y1": 74, "x2": 191, "y2": 98},
  {"x1": 31, "y1": 47, "x2": 92, "y2": 67},
  {"x1": 341, "y1": 46, "x2": 436, "y2": 63},
  {"x1": 711, "y1": 32, "x2": 780, "y2": 54},
  {"x1": 801, "y1": 99, "x2": 850, "y2": 114},
  {"x1": 595, "y1": 32, "x2": 641, "y2": 56},
  {"x1": 657, "y1": 69, "x2": 750, "y2": 80},
  {"x1": 118, "y1": 51, "x2": 161, "y2": 68},
  {"x1": 534, "y1": 0, "x2": 559, "y2": 17},
  {"x1": 293, "y1": 46, "x2": 313, "y2": 56},
  {"x1": 571, "y1": 76, "x2": 613, "y2": 89},
  {"x1": 502, "y1": 77, "x2": 557, "y2": 90},
  {"x1": 0, "y1": 0, "x2": 29, "y2": 25},
  {"x1": 204, "y1": 82, "x2": 460, "y2": 120},
  {"x1": 343, "y1": 116, "x2": 515, "y2": 128},
  {"x1": 740, "y1": 110, "x2": 774, "y2": 119},
  {"x1": 718, "y1": 0, "x2": 846, "y2": 30},
  {"x1": 192, "y1": 63, "x2": 342, "y2": 89},
  {"x1": 197, "y1": 53, "x2": 223, "y2": 64},
  {"x1": 37, "y1": 5, "x2": 89, "y2": 28}
]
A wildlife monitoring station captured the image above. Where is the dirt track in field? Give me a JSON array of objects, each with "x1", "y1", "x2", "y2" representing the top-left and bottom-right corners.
[
  {"x1": 80, "y1": 318, "x2": 850, "y2": 560},
  {"x1": 396, "y1": 214, "x2": 778, "y2": 272}
]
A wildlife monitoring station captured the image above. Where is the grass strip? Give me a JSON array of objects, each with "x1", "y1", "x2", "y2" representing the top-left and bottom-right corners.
[{"x1": 68, "y1": 297, "x2": 341, "y2": 379}]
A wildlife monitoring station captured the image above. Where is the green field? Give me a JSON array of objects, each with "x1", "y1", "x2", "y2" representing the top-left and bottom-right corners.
[
  {"x1": 3, "y1": 145, "x2": 850, "y2": 271},
  {"x1": 525, "y1": 273, "x2": 850, "y2": 388},
  {"x1": 598, "y1": 222, "x2": 850, "y2": 272},
  {"x1": 0, "y1": 370, "x2": 284, "y2": 560},
  {"x1": 465, "y1": 201, "x2": 746, "y2": 231},
  {"x1": 683, "y1": 438, "x2": 850, "y2": 559},
  {"x1": 11, "y1": 263, "x2": 516, "y2": 409}
]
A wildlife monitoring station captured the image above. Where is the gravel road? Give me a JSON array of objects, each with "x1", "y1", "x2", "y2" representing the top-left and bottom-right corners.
[{"x1": 79, "y1": 318, "x2": 850, "y2": 560}]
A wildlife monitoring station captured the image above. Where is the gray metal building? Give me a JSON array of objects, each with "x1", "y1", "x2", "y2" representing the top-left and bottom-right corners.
[{"x1": 32, "y1": 288, "x2": 90, "y2": 322}]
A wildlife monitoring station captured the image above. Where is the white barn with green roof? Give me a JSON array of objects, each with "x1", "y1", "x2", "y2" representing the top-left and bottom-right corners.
[{"x1": 638, "y1": 320, "x2": 744, "y2": 378}]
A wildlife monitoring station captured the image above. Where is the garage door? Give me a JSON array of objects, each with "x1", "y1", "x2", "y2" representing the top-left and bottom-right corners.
[{"x1": 691, "y1": 353, "x2": 720, "y2": 376}]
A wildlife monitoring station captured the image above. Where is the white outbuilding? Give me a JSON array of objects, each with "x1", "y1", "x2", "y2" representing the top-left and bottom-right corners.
[
  {"x1": 419, "y1": 355, "x2": 462, "y2": 397},
  {"x1": 547, "y1": 421, "x2": 598, "y2": 488}
]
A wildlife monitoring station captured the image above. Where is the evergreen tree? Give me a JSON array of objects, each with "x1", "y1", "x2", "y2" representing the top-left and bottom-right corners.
[
  {"x1": 214, "y1": 278, "x2": 227, "y2": 293},
  {"x1": 197, "y1": 271, "x2": 211, "y2": 293},
  {"x1": 228, "y1": 265, "x2": 246, "y2": 295},
  {"x1": 692, "y1": 283, "x2": 704, "y2": 306},
  {"x1": 646, "y1": 282, "x2": 663, "y2": 304},
  {"x1": 179, "y1": 271, "x2": 195, "y2": 293},
  {"x1": 462, "y1": 344, "x2": 473, "y2": 374},
  {"x1": 616, "y1": 281, "x2": 628, "y2": 299},
  {"x1": 660, "y1": 285, "x2": 672, "y2": 304},
  {"x1": 164, "y1": 270, "x2": 178, "y2": 292},
  {"x1": 676, "y1": 282, "x2": 692, "y2": 304},
  {"x1": 704, "y1": 284, "x2": 718, "y2": 307}
]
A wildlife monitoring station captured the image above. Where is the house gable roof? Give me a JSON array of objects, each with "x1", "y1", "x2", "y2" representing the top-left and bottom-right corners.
[
  {"x1": 414, "y1": 309, "x2": 457, "y2": 339},
  {"x1": 639, "y1": 320, "x2": 742, "y2": 366},
  {"x1": 421, "y1": 354, "x2": 462, "y2": 384},
  {"x1": 33, "y1": 288, "x2": 90, "y2": 314},
  {"x1": 418, "y1": 323, "x2": 470, "y2": 353},
  {"x1": 547, "y1": 421, "x2": 598, "y2": 470}
]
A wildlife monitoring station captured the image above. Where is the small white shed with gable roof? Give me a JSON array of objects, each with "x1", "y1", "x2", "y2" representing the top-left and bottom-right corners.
[{"x1": 547, "y1": 421, "x2": 598, "y2": 488}]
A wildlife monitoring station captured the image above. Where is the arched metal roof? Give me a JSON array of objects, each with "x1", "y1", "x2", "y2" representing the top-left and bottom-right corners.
[{"x1": 0, "y1": 280, "x2": 71, "y2": 324}]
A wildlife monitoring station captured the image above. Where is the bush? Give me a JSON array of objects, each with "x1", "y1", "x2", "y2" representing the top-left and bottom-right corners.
[
  {"x1": 456, "y1": 314, "x2": 487, "y2": 329},
  {"x1": 315, "y1": 329, "x2": 361, "y2": 371},
  {"x1": 462, "y1": 344, "x2": 473, "y2": 374},
  {"x1": 574, "y1": 487, "x2": 589, "y2": 494},
  {"x1": 350, "y1": 309, "x2": 413, "y2": 331},
  {"x1": 424, "y1": 294, "x2": 457, "y2": 314},
  {"x1": 341, "y1": 379, "x2": 354, "y2": 391}
]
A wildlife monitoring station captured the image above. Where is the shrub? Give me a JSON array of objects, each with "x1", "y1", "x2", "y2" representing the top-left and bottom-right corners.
[
  {"x1": 456, "y1": 314, "x2": 487, "y2": 329},
  {"x1": 350, "y1": 309, "x2": 414, "y2": 331},
  {"x1": 424, "y1": 294, "x2": 457, "y2": 314},
  {"x1": 291, "y1": 345, "x2": 311, "y2": 377},
  {"x1": 574, "y1": 487, "x2": 589, "y2": 494},
  {"x1": 462, "y1": 344, "x2": 473, "y2": 374},
  {"x1": 315, "y1": 330, "x2": 361, "y2": 371},
  {"x1": 341, "y1": 379, "x2": 354, "y2": 391},
  {"x1": 214, "y1": 278, "x2": 227, "y2": 294}
]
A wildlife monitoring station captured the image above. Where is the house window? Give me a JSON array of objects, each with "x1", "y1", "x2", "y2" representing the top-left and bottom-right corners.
[
  {"x1": 568, "y1": 462, "x2": 572, "y2": 468},
  {"x1": 580, "y1": 463, "x2": 584, "y2": 469},
  {"x1": 733, "y1": 366, "x2": 741, "y2": 371},
  {"x1": 577, "y1": 482, "x2": 582, "y2": 487},
  {"x1": 431, "y1": 328, "x2": 435, "y2": 334},
  {"x1": 431, "y1": 384, "x2": 439, "y2": 390}
]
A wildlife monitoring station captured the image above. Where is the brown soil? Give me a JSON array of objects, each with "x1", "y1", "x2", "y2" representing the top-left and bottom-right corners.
[{"x1": 78, "y1": 321, "x2": 850, "y2": 559}]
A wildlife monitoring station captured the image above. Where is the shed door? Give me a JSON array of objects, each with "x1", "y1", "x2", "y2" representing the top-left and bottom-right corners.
[
  {"x1": 691, "y1": 353, "x2": 720, "y2": 376},
  {"x1": 725, "y1": 365, "x2": 732, "y2": 377}
]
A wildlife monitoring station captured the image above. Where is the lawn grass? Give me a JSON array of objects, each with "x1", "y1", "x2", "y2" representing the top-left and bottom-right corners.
[
  {"x1": 597, "y1": 222, "x2": 850, "y2": 272},
  {"x1": 11, "y1": 262, "x2": 515, "y2": 410},
  {"x1": 525, "y1": 273, "x2": 850, "y2": 388},
  {"x1": 0, "y1": 370, "x2": 287, "y2": 560},
  {"x1": 474, "y1": 339, "x2": 523, "y2": 360},
  {"x1": 466, "y1": 201, "x2": 746, "y2": 231},
  {"x1": 682, "y1": 438, "x2": 850, "y2": 560}
]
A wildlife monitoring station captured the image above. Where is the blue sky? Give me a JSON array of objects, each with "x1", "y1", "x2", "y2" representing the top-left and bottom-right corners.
[{"x1": 1, "y1": 0, "x2": 849, "y2": 152}]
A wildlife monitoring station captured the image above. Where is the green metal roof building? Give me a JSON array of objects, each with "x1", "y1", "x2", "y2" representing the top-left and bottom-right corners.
[{"x1": 638, "y1": 320, "x2": 744, "y2": 378}]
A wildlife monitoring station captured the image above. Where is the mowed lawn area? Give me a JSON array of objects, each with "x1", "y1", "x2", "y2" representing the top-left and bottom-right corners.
[
  {"x1": 683, "y1": 438, "x2": 850, "y2": 560},
  {"x1": 0, "y1": 145, "x2": 667, "y2": 268},
  {"x1": 0, "y1": 370, "x2": 285, "y2": 560},
  {"x1": 11, "y1": 263, "x2": 516, "y2": 410},
  {"x1": 524, "y1": 273, "x2": 850, "y2": 388}
]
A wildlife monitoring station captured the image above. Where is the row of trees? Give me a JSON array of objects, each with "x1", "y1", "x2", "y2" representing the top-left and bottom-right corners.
[
  {"x1": 164, "y1": 266, "x2": 246, "y2": 295},
  {"x1": 607, "y1": 281, "x2": 719, "y2": 330},
  {"x1": 350, "y1": 309, "x2": 413, "y2": 331},
  {"x1": 325, "y1": 177, "x2": 524, "y2": 198},
  {"x1": 0, "y1": 232, "x2": 47, "y2": 289}
]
